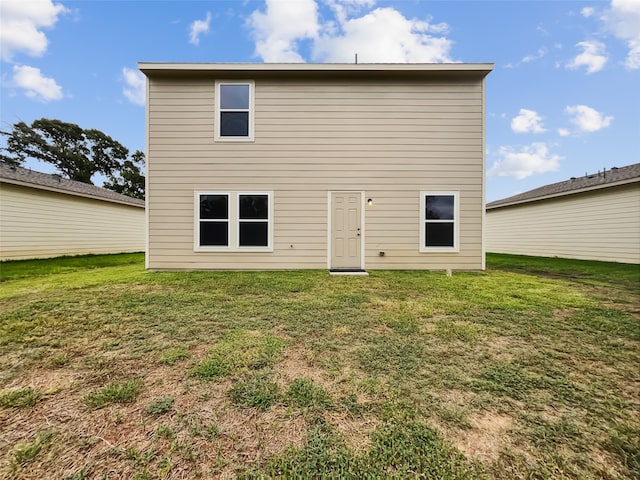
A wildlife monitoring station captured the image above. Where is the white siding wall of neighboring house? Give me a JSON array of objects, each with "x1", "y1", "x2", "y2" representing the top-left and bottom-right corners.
[
  {"x1": 147, "y1": 76, "x2": 486, "y2": 270},
  {"x1": 0, "y1": 183, "x2": 145, "y2": 260},
  {"x1": 486, "y1": 183, "x2": 640, "y2": 264}
]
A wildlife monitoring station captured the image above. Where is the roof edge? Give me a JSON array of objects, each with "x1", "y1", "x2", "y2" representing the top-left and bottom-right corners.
[
  {"x1": 139, "y1": 62, "x2": 494, "y2": 76},
  {"x1": 486, "y1": 176, "x2": 640, "y2": 210},
  {"x1": 1, "y1": 176, "x2": 145, "y2": 208}
]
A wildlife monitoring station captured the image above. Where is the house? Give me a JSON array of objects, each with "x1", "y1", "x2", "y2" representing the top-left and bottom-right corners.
[
  {"x1": 0, "y1": 163, "x2": 145, "y2": 261},
  {"x1": 139, "y1": 62, "x2": 493, "y2": 271},
  {"x1": 486, "y1": 163, "x2": 640, "y2": 264}
]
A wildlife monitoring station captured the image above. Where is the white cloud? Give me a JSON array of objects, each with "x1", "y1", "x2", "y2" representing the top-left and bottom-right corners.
[
  {"x1": 12, "y1": 65, "x2": 62, "y2": 101},
  {"x1": 0, "y1": 0, "x2": 67, "y2": 62},
  {"x1": 189, "y1": 12, "x2": 211, "y2": 46},
  {"x1": 246, "y1": 1, "x2": 453, "y2": 64},
  {"x1": 581, "y1": 7, "x2": 595, "y2": 17},
  {"x1": 122, "y1": 67, "x2": 146, "y2": 106},
  {"x1": 565, "y1": 104, "x2": 613, "y2": 132},
  {"x1": 522, "y1": 47, "x2": 547, "y2": 63},
  {"x1": 601, "y1": 0, "x2": 640, "y2": 69},
  {"x1": 625, "y1": 39, "x2": 640, "y2": 68},
  {"x1": 488, "y1": 143, "x2": 562, "y2": 180},
  {"x1": 505, "y1": 47, "x2": 547, "y2": 69},
  {"x1": 536, "y1": 24, "x2": 549, "y2": 35},
  {"x1": 511, "y1": 109, "x2": 546, "y2": 134},
  {"x1": 247, "y1": 0, "x2": 319, "y2": 62},
  {"x1": 567, "y1": 40, "x2": 608, "y2": 73},
  {"x1": 313, "y1": 7, "x2": 453, "y2": 63},
  {"x1": 558, "y1": 128, "x2": 571, "y2": 137}
]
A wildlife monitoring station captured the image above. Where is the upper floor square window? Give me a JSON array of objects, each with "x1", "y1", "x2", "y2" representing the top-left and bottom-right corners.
[{"x1": 216, "y1": 81, "x2": 254, "y2": 141}]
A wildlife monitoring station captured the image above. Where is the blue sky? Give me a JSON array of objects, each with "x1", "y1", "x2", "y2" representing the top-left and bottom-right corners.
[{"x1": 1, "y1": 0, "x2": 638, "y2": 202}]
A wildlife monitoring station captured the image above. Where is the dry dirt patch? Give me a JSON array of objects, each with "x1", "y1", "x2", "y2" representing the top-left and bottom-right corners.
[
  {"x1": 325, "y1": 410, "x2": 378, "y2": 452},
  {"x1": 485, "y1": 335, "x2": 528, "y2": 364},
  {"x1": 275, "y1": 348, "x2": 331, "y2": 387},
  {"x1": 434, "y1": 388, "x2": 476, "y2": 407},
  {"x1": 451, "y1": 411, "x2": 513, "y2": 462},
  {"x1": 3, "y1": 367, "x2": 80, "y2": 393},
  {"x1": 0, "y1": 361, "x2": 310, "y2": 479}
]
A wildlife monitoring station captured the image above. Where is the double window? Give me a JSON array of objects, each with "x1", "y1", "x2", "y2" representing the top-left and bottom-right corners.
[
  {"x1": 215, "y1": 81, "x2": 254, "y2": 141},
  {"x1": 196, "y1": 192, "x2": 272, "y2": 251},
  {"x1": 420, "y1": 192, "x2": 459, "y2": 252}
]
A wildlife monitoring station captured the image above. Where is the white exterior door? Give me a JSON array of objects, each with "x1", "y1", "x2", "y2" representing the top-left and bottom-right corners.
[{"x1": 330, "y1": 192, "x2": 362, "y2": 270}]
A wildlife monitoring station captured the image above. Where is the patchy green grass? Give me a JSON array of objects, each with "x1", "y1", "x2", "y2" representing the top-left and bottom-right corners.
[
  {"x1": 0, "y1": 253, "x2": 638, "y2": 479},
  {"x1": 190, "y1": 330, "x2": 286, "y2": 380},
  {"x1": 83, "y1": 380, "x2": 144, "y2": 410},
  {"x1": 146, "y1": 396, "x2": 175, "y2": 416},
  {"x1": 11, "y1": 430, "x2": 56, "y2": 468},
  {"x1": 285, "y1": 378, "x2": 333, "y2": 410},
  {"x1": 0, "y1": 388, "x2": 42, "y2": 408},
  {"x1": 229, "y1": 371, "x2": 280, "y2": 411},
  {"x1": 159, "y1": 347, "x2": 191, "y2": 366},
  {"x1": 243, "y1": 418, "x2": 486, "y2": 479}
]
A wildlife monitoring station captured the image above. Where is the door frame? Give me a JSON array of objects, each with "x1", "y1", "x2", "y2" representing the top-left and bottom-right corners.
[{"x1": 327, "y1": 190, "x2": 365, "y2": 270}]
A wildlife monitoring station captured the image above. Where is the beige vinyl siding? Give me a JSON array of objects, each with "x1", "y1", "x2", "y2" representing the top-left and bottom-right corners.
[
  {"x1": 486, "y1": 183, "x2": 640, "y2": 264},
  {"x1": 1, "y1": 183, "x2": 145, "y2": 260},
  {"x1": 147, "y1": 76, "x2": 485, "y2": 270}
]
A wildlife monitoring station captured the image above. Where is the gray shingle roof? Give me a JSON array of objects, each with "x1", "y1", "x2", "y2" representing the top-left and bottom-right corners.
[
  {"x1": 487, "y1": 163, "x2": 640, "y2": 210},
  {"x1": 0, "y1": 163, "x2": 145, "y2": 207}
]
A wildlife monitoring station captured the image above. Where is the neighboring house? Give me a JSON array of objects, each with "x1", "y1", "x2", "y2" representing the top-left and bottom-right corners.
[
  {"x1": 139, "y1": 62, "x2": 493, "y2": 271},
  {"x1": 486, "y1": 163, "x2": 640, "y2": 264},
  {"x1": 0, "y1": 163, "x2": 145, "y2": 261}
]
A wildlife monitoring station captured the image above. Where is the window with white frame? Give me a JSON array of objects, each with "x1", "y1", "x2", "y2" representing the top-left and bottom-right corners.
[
  {"x1": 215, "y1": 81, "x2": 254, "y2": 141},
  {"x1": 196, "y1": 192, "x2": 272, "y2": 250},
  {"x1": 238, "y1": 194, "x2": 269, "y2": 247},
  {"x1": 420, "y1": 192, "x2": 459, "y2": 252},
  {"x1": 199, "y1": 194, "x2": 229, "y2": 247}
]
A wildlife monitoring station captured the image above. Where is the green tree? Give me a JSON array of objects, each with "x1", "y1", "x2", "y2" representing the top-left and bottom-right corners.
[
  {"x1": 103, "y1": 150, "x2": 146, "y2": 200},
  {"x1": 1, "y1": 118, "x2": 144, "y2": 198}
]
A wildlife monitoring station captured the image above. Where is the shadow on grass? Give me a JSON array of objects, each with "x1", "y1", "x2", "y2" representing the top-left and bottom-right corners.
[
  {"x1": 487, "y1": 253, "x2": 640, "y2": 291},
  {"x1": 0, "y1": 252, "x2": 144, "y2": 282}
]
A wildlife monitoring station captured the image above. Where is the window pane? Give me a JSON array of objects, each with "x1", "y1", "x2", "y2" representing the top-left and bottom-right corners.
[
  {"x1": 425, "y1": 222, "x2": 454, "y2": 247},
  {"x1": 220, "y1": 112, "x2": 249, "y2": 137},
  {"x1": 200, "y1": 222, "x2": 228, "y2": 246},
  {"x1": 426, "y1": 195, "x2": 454, "y2": 220},
  {"x1": 239, "y1": 222, "x2": 268, "y2": 247},
  {"x1": 239, "y1": 195, "x2": 268, "y2": 219},
  {"x1": 200, "y1": 195, "x2": 228, "y2": 219},
  {"x1": 220, "y1": 84, "x2": 249, "y2": 109}
]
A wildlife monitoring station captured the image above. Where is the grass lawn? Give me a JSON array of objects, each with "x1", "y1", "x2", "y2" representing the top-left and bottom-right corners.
[{"x1": 0, "y1": 253, "x2": 638, "y2": 479}]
